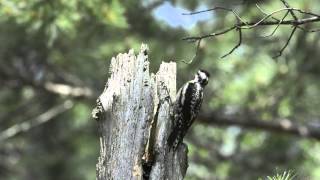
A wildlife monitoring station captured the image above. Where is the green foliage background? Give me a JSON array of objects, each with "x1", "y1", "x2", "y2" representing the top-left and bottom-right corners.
[{"x1": 1, "y1": 0, "x2": 320, "y2": 179}]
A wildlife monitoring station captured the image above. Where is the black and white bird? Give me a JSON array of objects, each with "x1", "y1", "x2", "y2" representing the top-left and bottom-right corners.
[{"x1": 167, "y1": 69, "x2": 210, "y2": 150}]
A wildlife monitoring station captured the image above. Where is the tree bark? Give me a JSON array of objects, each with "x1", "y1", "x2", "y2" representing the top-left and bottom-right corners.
[{"x1": 93, "y1": 44, "x2": 188, "y2": 180}]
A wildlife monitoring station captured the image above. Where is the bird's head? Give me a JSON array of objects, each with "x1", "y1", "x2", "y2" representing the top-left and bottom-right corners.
[{"x1": 194, "y1": 69, "x2": 210, "y2": 86}]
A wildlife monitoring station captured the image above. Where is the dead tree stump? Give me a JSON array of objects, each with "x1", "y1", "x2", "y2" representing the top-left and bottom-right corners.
[{"x1": 93, "y1": 44, "x2": 188, "y2": 180}]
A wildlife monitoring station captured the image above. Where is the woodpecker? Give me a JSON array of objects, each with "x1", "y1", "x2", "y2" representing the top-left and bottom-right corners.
[{"x1": 167, "y1": 69, "x2": 210, "y2": 150}]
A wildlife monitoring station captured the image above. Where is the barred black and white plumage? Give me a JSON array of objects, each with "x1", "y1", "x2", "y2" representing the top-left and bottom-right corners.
[{"x1": 167, "y1": 69, "x2": 210, "y2": 150}]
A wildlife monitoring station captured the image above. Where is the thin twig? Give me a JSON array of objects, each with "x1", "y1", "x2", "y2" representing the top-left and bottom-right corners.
[
  {"x1": 183, "y1": 5, "x2": 320, "y2": 57},
  {"x1": 182, "y1": 4, "x2": 320, "y2": 58},
  {"x1": 181, "y1": 39, "x2": 202, "y2": 64},
  {"x1": 280, "y1": 0, "x2": 298, "y2": 20},
  {"x1": 183, "y1": 7, "x2": 248, "y2": 26},
  {"x1": 294, "y1": 9, "x2": 320, "y2": 18},
  {"x1": 273, "y1": 26, "x2": 297, "y2": 58},
  {"x1": 221, "y1": 27, "x2": 242, "y2": 58},
  {"x1": 256, "y1": 3, "x2": 280, "y2": 22},
  {"x1": 183, "y1": 16, "x2": 320, "y2": 42},
  {"x1": 261, "y1": 10, "x2": 290, "y2": 38},
  {"x1": 182, "y1": 26, "x2": 237, "y2": 41},
  {"x1": 241, "y1": 8, "x2": 299, "y2": 29}
]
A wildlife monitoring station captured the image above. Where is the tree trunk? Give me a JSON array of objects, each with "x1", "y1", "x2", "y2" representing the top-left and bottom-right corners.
[{"x1": 93, "y1": 44, "x2": 188, "y2": 180}]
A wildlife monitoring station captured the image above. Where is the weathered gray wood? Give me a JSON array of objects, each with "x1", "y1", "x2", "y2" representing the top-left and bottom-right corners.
[
  {"x1": 94, "y1": 44, "x2": 188, "y2": 180},
  {"x1": 149, "y1": 63, "x2": 188, "y2": 180}
]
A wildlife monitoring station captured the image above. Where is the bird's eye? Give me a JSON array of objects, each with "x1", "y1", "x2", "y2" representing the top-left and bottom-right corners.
[{"x1": 202, "y1": 80, "x2": 208, "y2": 85}]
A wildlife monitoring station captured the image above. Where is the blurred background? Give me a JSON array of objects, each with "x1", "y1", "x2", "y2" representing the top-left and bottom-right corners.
[{"x1": 1, "y1": 0, "x2": 320, "y2": 179}]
